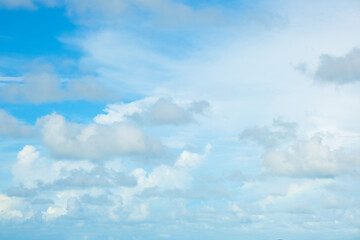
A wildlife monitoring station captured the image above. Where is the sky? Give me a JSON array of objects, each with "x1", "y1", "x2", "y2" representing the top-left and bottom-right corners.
[{"x1": 0, "y1": 0, "x2": 360, "y2": 239}]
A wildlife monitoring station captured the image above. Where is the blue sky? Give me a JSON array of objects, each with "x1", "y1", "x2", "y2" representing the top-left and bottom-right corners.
[{"x1": 1, "y1": 0, "x2": 360, "y2": 239}]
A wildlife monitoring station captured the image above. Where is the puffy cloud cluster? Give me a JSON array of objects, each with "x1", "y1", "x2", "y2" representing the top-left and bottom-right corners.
[
  {"x1": 4, "y1": 142, "x2": 211, "y2": 222},
  {"x1": 263, "y1": 138, "x2": 360, "y2": 178},
  {"x1": 240, "y1": 119, "x2": 360, "y2": 178},
  {"x1": 12, "y1": 145, "x2": 96, "y2": 188},
  {"x1": 37, "y1": 113, "x2": 167, "y2": 160}
]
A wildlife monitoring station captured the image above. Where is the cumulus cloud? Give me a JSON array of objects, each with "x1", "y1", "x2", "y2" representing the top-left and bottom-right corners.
[
  {"x1": 36, "y1": 112, "x2": 167, "y2": 160},
  {"x1": 0, "y1": 110, "x2": 32, "y2": 137},
  {"x1": 12, "y1": 145, "x2": 95, "y2": 188},
  {"x1": 113, "y1": 144, "x2": 211, "y2": 210},
  {"x1": 315, "y1": 48, "x2": 360, "y2": 84},
  {"x1": 0, "y1": 71, "x2": 113, "y2": 104},
  {"x1": 95, "y1": 97, "x2": 210, "y2": 126},
  {"x1": 240, "y1": 119, "x2": 360, "y2": 178},
  {"x1": 239, "y1": 118, "x2": 297, "y2": 148},
  {"x1": 263, "y1": 137, "x2": 360, "y2": 178},
  {"x1": 6, "y1": 144, "x2": 210, "y2": 221},
  {"x1": 0, "y1": 194, "x2": 33, "y2": 220}
]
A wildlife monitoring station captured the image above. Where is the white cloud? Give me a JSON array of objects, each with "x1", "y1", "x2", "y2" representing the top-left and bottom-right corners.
[
  {"x1": 0, "y1": 110, "x2": 32, "y2": 137},
  {"x1": 95, "y1": 97, "x2": 209, "y2": 126},
  {"x1": 0, "y1": 71, "x2": 112, "y2": 103},
  {"x1": 174, "y1": 144, "x2": 211, "y2": 169},
  {"x1": 315, "y1": 48, "x2": 360, "y2": 84},
  {"x1": 111, "y1": 144, "x2": 211, "y2": 217},
  {"x1": 12, "y1": 145, "x2": 95, "y2": 188},
  {"x1": 42, "y1": 206, "x2": 67, "y2": 221},
  {"x1": 0, "y1": 194, "x2": 33, "y2": 220},
  {"x1": 263, "y1": 137, "x2": 360, "y2": 178},
  {"x1": 36, "y1": 112, "x2": 167, "y2": 160}
]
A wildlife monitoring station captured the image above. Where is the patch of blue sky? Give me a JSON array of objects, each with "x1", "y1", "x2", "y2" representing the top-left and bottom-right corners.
[{"x1": 0, "y1": 7, "x2": 76, "y2": 57}]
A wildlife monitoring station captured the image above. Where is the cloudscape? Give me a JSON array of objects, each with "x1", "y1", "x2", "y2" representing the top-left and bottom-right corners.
[{"x1": 0, "y1": 0, "x2": 360, "y2": 239}]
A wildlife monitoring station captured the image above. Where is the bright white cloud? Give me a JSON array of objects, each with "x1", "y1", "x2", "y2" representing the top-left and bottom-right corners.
[
  {"x1": 110, "y1": 144, "x2": 211, "y2": 219},
  {"x1": 36, "y1": 112, "x2": 167, "y2": 160},
  {"x1": 12, "y1": 145, "x2": 95, "y2": 188}
]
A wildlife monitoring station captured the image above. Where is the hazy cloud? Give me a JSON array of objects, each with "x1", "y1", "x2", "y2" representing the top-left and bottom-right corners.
[
  {"x1": 0, "y1": 72, "x2": 113, "y2": 104},
  {"x1": 0, "y1": 110, "x2": 32, "y2": 137},
  {"x1": 239, "y1": 119, "x2": 297, "y2": 149},
  {"x1": 315, "y1": 48, "x2": 360, "y2": 84}
]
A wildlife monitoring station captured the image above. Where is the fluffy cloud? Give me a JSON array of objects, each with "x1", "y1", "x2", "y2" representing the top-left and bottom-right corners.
[
  {"x1": 113, "y1": 144, "x2": 211, "y2": 211},
  {"x1": 240, "y1": 119, "x2": 360, "y2": 178},
  {"x1": 315, "y1": 48, "x2": 360, "y2": 84},
  {"x1": 36, "y1": 113, "x2": 167, "y2": 160},
  {"x1": 0, "y1": 110, "x2": 32, "y2": 137},
  {"x1": 0, "y1": 194, "x2": 33, "y2": 220},
  {"x1": 263, "y1": 137, "x2": 360, "y2": 178},
  {"x1": 7, "y1": 143, "x2": 210, "y2": 221},
  {"x1": 95, "y1": 97, "x2": 209, "y2": 125},
  {"x1": 0, "y1": 71, "x2": 113, "y2": 103},
  {"x1": 12, "y1": 145, "x2": 95, "y2": 188}
]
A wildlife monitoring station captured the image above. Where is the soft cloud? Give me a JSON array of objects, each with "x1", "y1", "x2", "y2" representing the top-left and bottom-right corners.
[
  {"x1": 12, "y1": 145, "x2": 95, "y2": 188},
  {"x1": 0, "y1": 0, "x2": 60, "y2": 9},
  {"x1": 37, "y1": 113, "x2": 167, "y2": 160},
  {"x1": 95, "y1": 97, "x2": 210, "y2": 125},
  {"x1": 114, "y1": 144, "x2": 211, "y2": 209},
  {"x1": 315, "y1": 48, "x2": 360, "y2": 84},
  {"x1": 63, "y1": 0, "x2": 223, "y2": 29},
  {"x1": 239, "y1": 119, "x2": 297, "y2": 149},
  {"x1": 175, "y1": 144, "x2": 211, "y2": 169},
  {"x1": 0, "y1": 0, "x2": 35, "y2": 9},
  {"x1": 0, "y1": 71, "x2": 113, "y2": 103},
  {"x1": 0, "y1": 194, "x2": 33, "y2": 220},
  {"x1": 263, "y1": 137, "x2": 360, "y2": 178},
  {"x1": 0, "y1": 110, "x2": 32, "y2": 137}
]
